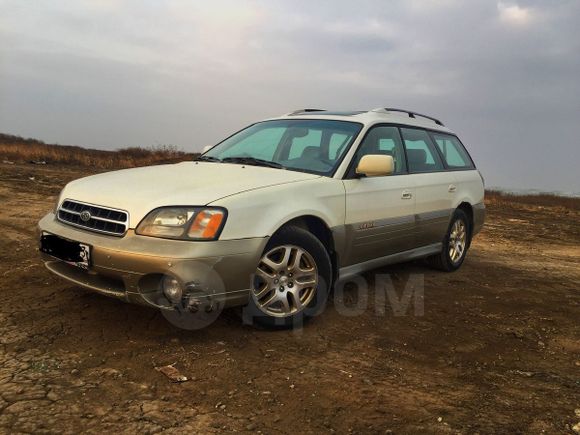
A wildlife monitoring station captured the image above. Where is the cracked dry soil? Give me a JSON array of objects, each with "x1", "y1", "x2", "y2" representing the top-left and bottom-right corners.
[{"x1": 0, "y1": 163, "x2": 579, "y2": 434}]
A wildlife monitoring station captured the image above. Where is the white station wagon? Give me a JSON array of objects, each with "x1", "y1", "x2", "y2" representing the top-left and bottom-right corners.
[{"x1": 39, "y1": 108, "x2": 485, "y2": 327}]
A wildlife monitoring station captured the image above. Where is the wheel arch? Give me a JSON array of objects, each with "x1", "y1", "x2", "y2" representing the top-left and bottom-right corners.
[
  {"x1": 271, "y1": 214, "x2": 339, "y2": 285},
  {"x1": 456, "y1": 201, "x2": 474, "y2": 246}
]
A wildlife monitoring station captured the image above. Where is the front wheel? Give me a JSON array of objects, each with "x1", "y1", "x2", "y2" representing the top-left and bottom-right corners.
[
  {"x1": 427, "y1": 209, "x2": 470, "y2": 272},
  {"x1": 243, "y1": 226, "x2": 332, "y2": 328}
]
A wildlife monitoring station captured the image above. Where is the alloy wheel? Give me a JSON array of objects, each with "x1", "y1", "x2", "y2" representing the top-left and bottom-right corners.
[
  {"x1": 448, "y1": 219, "x2": 467, "y2": 264},
  {"x1": 252, "y1": 245, "x2": 318, "y2": 317}
]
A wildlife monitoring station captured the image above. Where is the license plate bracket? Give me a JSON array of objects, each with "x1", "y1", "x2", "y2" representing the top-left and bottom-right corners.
[{"x1": 40, "y1": 233, "x2": 91, "y2": 270}]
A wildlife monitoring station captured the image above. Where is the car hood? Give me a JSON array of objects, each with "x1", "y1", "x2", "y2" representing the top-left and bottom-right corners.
[{"x1": 61, "y1": 162, "x2": 320, "y2": 228}]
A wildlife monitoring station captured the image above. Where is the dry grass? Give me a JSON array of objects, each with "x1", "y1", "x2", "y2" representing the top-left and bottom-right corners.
[
  {"x1": 486, "y1": 189, "x2": 580, "y2": 211},
  {"x1": 2, "y1": 134, "x2": 577, "y2": 211},
  {"x1": 0, "y1": 133, "x2": 197, "y2": 169}
]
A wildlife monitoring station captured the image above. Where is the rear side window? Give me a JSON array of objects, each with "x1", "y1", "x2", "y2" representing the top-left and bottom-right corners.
[
  {"x1": 432, "y1": 133, "x2": 474, "y2": 169},
  {"x1": 400, "y1": 128, "x2": 444, "y2": 173}
]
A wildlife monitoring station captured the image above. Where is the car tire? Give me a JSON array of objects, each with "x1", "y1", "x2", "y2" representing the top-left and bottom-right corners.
[
  {"x1": 427, "y1": 208, "x2": 471, "y2": 272},
  {"x1": 243, "y1": 226, "x2": 332, "y2": 329}
]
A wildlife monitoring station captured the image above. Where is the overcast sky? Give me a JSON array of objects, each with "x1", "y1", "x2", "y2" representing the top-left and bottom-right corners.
[{"x1": 1, "y1": 0, "x2": 579, "y2": 193}]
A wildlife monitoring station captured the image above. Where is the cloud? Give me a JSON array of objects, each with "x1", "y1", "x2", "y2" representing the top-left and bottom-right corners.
[
  {"x1": 498, "y1": 2, "x2": 533, "y2": 26},
  {"x1": 0, "y1": 0, "x2": 579, "y2": 192}
]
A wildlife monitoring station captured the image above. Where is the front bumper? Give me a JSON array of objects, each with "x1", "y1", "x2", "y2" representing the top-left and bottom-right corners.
[{"x1": 38, "y1": 213, "x2": 268, "y2": 310}]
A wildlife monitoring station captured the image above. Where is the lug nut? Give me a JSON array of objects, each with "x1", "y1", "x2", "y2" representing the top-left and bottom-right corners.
[
  {"x1": 279, "y1": 286, "x2": 284, "y2": 291},
  {"x1": 288, "y1": 283, "x2": 293, "y2": 288}
]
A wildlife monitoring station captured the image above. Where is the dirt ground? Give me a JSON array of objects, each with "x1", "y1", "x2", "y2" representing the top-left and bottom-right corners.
[{"x1": 1, "y1": 162, "x2": 579, "y2": 434}]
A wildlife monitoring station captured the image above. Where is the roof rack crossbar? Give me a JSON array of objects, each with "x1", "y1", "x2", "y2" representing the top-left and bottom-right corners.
[
  {"x1": 382, "y1": 108, "x2": 444, "y2": 126},
  {"x1": 288, "y1": 108, "x2": 326, "y2": 116}
]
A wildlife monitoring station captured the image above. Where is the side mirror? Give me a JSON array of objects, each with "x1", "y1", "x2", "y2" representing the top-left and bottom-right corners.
[
  {"x1": 356, "y1": 154, "x2": 394, "y2": 177},
  {"x1": 202, "y1": 145, "x2": 214, "y2": 153}
]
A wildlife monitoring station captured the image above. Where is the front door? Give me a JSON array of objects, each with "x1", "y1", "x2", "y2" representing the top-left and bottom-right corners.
[{"x1": 342, "y1": 126, "x2": 416, "y2": 266}]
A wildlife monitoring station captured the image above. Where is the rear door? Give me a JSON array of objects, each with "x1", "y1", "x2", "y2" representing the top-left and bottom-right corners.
[
  {"x1": 342, "y1": 126, "x2": 416, "y2": 266},
  {"x1": 430, "y1": 132, "x2": 480, "y2": 199},
  {"x1": 400, "y1": 127, "x2": 455, "y2": 248},
  {"x1": 430, "y1": 131, "x2": 484, "y2": 229}
]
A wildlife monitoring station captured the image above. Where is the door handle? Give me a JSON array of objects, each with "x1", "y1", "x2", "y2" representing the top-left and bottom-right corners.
[
  {"x1": 401, "y1": 190, "x2": 413, "y2": 199},
  {"x1": 448, "y1": 184, "x2": 457, "y2": 193}
]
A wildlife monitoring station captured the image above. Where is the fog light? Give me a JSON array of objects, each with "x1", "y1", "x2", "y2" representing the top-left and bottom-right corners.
[{"x1": 162, "y1": 275, "x2": 183, "y2": 303}]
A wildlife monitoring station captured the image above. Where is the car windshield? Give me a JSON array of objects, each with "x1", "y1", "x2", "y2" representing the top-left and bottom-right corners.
[{"x1": 201, "y1": 119, "x2": 362, "y2": 176}]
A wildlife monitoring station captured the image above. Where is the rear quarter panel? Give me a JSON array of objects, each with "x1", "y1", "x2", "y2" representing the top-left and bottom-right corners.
[
  {"x1": 452, "y1": 170, "x2": 486, "y2": 235},
  {"x1": 452, "y1": 170, "x2": 485, "y2": 207}
]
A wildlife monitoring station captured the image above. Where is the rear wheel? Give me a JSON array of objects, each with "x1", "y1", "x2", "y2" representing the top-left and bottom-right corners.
[
  {"x1": 427, "y1": 209, "x2": 470, "y2": 272},
  {"x1": 243, "y1": 226, "x2": 331, "y2": 328}
]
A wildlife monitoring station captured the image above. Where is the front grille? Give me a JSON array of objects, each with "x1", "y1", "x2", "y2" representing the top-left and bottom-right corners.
[{"x1": 58, "y1": 200, "x2": 129, "y2": 236}]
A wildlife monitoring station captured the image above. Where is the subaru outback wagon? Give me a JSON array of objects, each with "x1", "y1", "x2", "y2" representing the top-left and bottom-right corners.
[{"x1": 39, "y1": 108, "x2": 485, "y2": 327}]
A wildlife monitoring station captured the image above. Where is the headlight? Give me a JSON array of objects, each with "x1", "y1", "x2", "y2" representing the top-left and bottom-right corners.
[{"x1": 136, "y1": 207, "x2": 227, "y2": 240}]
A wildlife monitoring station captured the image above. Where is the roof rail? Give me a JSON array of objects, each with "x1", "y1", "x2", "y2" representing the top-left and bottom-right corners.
[
  {"x1": 370, "y1": 108, "x2": 444, "y2": 126},
  {"x1": 287, "y1": 108, "x2": 326, "y2": 116}
]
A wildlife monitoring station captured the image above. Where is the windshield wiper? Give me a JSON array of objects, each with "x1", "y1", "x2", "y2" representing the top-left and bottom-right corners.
[
  {"x1": 195, "y1": 155, "x2": 221, "y2": 162},
  {"x1": 221, "y1": 157, "x2": 284, "y2": 169}
]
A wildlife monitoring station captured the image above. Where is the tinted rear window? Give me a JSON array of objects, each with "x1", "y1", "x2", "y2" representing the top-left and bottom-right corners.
[{"x1": 432, "y1": 133, "x2": 474, "y2": 169}]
